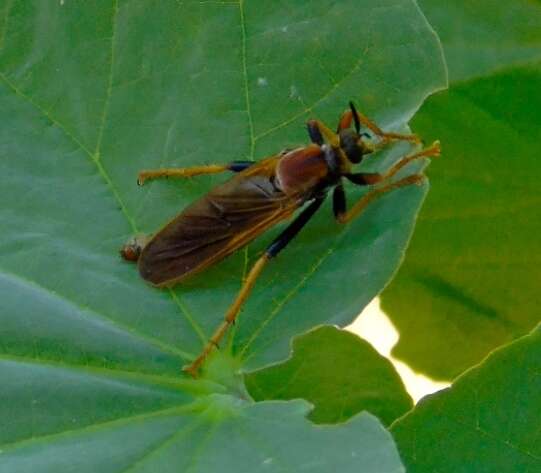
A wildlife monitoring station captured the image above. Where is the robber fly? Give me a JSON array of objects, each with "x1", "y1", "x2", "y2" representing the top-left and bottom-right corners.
[{"x1": 121, "y1": 102, "x2": 440, "y2": 377}]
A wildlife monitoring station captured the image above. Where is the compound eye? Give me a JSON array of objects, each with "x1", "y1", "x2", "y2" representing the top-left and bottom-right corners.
[{"x1": 339, "y1": 133, "x2": 363, "y2": 164}]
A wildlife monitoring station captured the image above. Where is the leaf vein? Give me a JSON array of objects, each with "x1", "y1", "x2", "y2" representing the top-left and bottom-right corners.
[
  {"x1": 0, "y1": 405, "x2": 191, "y2": 453},
  {"x1": 0, "y1": 267, "x2": 191, "y2": 361},
  {"x1": 0, "y1": 72, "x2": 207, "y2": 344},
  {"x1": 118, "y1": 418, "x2": 205, "y2": 473},
  {"x1": 253, "y1": 53, "x2": 364, "y2": 141},
  {"x1": 240, "y1": 247, "x2": 335, "y2": 358},
  {"x1": 94, "y1": 0, "x2": 119, "y2": 159}
]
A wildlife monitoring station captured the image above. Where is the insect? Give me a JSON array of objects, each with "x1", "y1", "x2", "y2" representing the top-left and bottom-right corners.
[{"x1": 121, "y1": 102, "x2": 440, "y2": 377}]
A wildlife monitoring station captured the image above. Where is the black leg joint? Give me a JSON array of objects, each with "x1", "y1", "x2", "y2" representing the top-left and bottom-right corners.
[
  {"x1": 345, "y1": 172, "x2": 380, "y2": 186},
  {"x1": 333, "y1": 184, "x2": 346, "y2": 219},
  {"x1": 307, "y1": 120, "x2": 324, "y2": 145},
  {"x1": 228, "y1": 161, "x2": 254, "y2": 172},
  {"x1": 266, "y1": 196, "x2": 325, "y2": 258}
]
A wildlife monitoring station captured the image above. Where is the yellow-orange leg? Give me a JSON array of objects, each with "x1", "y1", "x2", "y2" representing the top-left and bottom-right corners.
[
  {"x1": 337, "y1": 174, "x2": 425, "y2": 224},
  {"x1": 338, "y1": 108, "x2": 421, "y2": 144},
  {"x1": 137, "y1": 164, "x2": 231, "y2": 186},
  {"x1": 337, "y1": 141, "x2": 441, "y2": 224},
  {"x1": 182, "y1": 254, "x2": 270, "y2": 377},
  {"x1": 364, "y1": 141, "x2": 441, "y2": 185}
]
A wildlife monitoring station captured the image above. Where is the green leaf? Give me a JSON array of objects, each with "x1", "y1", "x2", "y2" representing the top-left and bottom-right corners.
[
  {"x1": 0, "y1": 363, "x2": 406, "y2": 473},
  {"x1": 381, "y1": 0, "x2": 541, "y2": 379},
  {"x1": 0, "y1": 0, "x2": 445, "y2": 469},
  {"x1": 245, "y1": 326, "x2": 413, "y2": 426},
  {"x1": 0, "y1": 0, "x2": 445, "y2": 374},
  {"x1": 391, "y1": 325, "x2": 541, "y2": 473}
]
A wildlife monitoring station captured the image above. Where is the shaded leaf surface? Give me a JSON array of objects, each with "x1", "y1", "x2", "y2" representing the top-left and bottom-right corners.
[
  {"x1": 381, "y1": 0, "x2": 541, "y2": 379},
  {"x1": 0, "y1": 364, "x2": 406, "y2": 473},
  {"x1": 246, "y1": 326, "x2": 412, "y2": 426},
  {"x1": 0, "y1": 0, "x2": 444, "y2": 470},
  {"x1": 391, "y1": 325, "x2": 541, "y2": 473}
]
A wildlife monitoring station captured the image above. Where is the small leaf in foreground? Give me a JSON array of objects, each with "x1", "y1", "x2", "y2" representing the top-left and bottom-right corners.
[
  {"x1": 391, "y1": 325, "x2": 541, "y2": 473},
  {"x1": 246, "y1": 326, "x2": 413, "y2": 426}
]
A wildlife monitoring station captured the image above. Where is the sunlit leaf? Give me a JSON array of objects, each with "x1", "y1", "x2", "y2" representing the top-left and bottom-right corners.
[{"x1": 391, "y1": 325, "x2": 541, "y2": 473}]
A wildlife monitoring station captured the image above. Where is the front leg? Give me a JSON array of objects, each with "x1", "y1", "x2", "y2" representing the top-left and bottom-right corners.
[
  {"x1": 334, "y1": 174, "x2": 425, "y2": 224},
  {"x1": 338, "y1": 102, "x2": 421, "y2": 144},
  {"x1": 334, "y1": 141, "x2": 440, "y2": 224},
  {"x1": 344, "y1": 141, "x2": 440, "y2": 187}
]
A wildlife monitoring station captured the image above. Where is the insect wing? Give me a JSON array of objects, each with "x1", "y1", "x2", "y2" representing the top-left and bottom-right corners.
[{"x1": 138, "y1": 158, "x2": 300, "y2": 286}]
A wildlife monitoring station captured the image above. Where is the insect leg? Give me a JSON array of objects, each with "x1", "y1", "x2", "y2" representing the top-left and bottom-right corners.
[
  {"x1": 335, "y1": 141, "x2": 441, "y2": 224},
  {"x1": 137, "y1": 161, "x2": 254, "y2": 185},
  {"x1": 338, "y1": 103, "x2": 420, "y2": 144},
  {"x1": 333, "y1": 183, "x2": 346, "y2": 219},
  {"x1": 183, "y1": 196, "x2": 326, "y2": 377},
  {"x1": 307, "y1": 121, "x2": 324, "y2": 145},
  {"x1": 306, "y1": 119, "x2": 339, "y2": 147},
  {"x1": 344, "y1": 140, "x2": 440, "y2": 187},
  {"x1": 336, "y1": 174, "x2": 425, "y2": 224}
]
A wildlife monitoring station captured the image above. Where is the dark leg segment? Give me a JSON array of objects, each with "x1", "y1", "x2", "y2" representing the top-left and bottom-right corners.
[
  {"x1": 183, "y1": 196, "x2": 326, "y2": 377},
  {"x1": 267, "y1": 196, "x2": 325, "y2": 256},
  {"x1": 305, "y1": 119, "x2": 340, "y2": 147},
  {"x1": 333, "y1": 184, "x2": 346, "y2": 220},
  {"x1": 228, "y1": 161, "x2": 255, "y2": 172},
  {"x1": 345, "y1": 172, "x2": 382, "y2": 186},
  {"x1": 307, "y1": 120, "x2": 324, "y2": 145}
]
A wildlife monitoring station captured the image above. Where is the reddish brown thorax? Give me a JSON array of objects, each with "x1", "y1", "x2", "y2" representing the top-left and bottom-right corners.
[{"x1": 275, "y1": 145, "x2": 329, "y2": 195}]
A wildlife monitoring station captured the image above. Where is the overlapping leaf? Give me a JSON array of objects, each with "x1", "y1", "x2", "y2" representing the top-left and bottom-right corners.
[
  {"x1": 246, "y1": 326, "x2": 413, "y2": 425},
  {"x1": 392, "y1": 325, "x2": 541, "y2": 473},
  {"x1": 381, "y1": 0, "x2": 541, "y2": 379}
]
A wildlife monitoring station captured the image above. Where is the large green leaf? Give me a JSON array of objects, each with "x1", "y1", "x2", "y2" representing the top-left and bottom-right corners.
[
  {"x1": 245, "y1": 326, "x2": 413, "y2": 426},
  {"x1": 0, "y1": 0, "x2": 446, "y2": 375},
  {"x1": 391, "y1": 325, "x2": 541, "y2": 473},
  {"x1": 381, "y1": 0, "x2": 541, "y2": 379},
  {"x1": 0, "y1": 0, "x2": 445, "y2": 469}
]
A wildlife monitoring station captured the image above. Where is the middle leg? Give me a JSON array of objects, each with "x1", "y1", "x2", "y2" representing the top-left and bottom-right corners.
[{"x1": 183, "y1": 195, "x2": 326, "y2": 377}]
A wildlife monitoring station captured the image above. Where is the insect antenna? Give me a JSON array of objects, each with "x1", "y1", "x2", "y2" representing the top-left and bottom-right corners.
[{"x1": 349, "y1": 101, "x2": 361, "y2": 134}]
